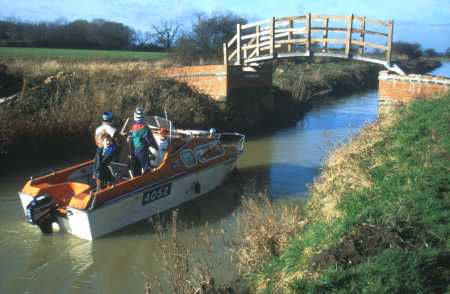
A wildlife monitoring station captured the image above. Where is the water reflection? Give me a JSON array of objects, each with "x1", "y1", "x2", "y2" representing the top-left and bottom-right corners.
[{"x1": 238, "y1": 90, "x2": 379, "y2": 200}]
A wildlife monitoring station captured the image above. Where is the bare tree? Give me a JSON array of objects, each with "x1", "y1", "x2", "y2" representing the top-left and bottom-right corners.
[
  {"x1": 132, "y1": 30, "x2": 153, "y2": 46},
  {"x1": 152, "y1": 21, "x2": 181, "y2": 51},
  {"x1": 172, "y1": 11, "x2": 247, "y2": 65}
]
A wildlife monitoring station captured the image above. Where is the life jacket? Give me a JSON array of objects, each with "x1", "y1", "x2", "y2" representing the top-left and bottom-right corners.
[
  {"x1": 95, "y1": 123, "x2": 117, "y2": 148},
  {"x1": 95, "y1": 123, "x2": 117, "y2": 137}
]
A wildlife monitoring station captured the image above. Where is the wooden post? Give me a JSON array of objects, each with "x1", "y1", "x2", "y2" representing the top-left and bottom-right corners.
[
  {"x1": 223, "y1": 43, "x2": 228, "y2": 65},
  {"x1": 288, "y1": 19, "x2": 293, "y2": 52},
  {"x1": 386, "y1": 20, "x2": 394, "y2": 66},
  {"x1": 305, "y1": 13, "x2": 311, "y2": 55},
  {"x1": 345, "y1": 14, "x2": 354, "y2": 57},
  {"x1": 236, "y1": 24, "x2": 242, "y2": 65},
  {"x1": 322, "y1": 17, "x2": 329, "y2": 52},
  {"x1": 256, "y1": 25, "x2": 260, "y2": 57},
  {"x1": 359, "y1": 16, "x2": 366, "y2": 55},
  {"x1": 270, "y1": 17, "x2": 275, "y2": 57}
]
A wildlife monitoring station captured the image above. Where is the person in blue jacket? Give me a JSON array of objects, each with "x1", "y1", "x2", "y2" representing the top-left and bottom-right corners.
[{"x1": 93, "y1": 133, "x2": 117, "y2": 191}]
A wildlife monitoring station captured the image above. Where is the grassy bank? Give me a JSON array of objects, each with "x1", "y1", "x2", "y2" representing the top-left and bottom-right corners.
[
  {"x1": 0, "y1": 47, "x2": 167, "y2": 61},
  {"x1": 249, "y1": 94, "x2": 450, "y2": 292}
]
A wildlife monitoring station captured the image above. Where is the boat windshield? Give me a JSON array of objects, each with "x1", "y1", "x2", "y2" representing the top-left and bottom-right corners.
[{"x1": 146, "y1": 116, "x2": 174, "y2": 132}]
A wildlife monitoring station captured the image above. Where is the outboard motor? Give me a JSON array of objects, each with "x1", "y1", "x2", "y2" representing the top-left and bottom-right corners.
[{"x1": 25, "y1": 195, "x2": 56, "y2": 234}]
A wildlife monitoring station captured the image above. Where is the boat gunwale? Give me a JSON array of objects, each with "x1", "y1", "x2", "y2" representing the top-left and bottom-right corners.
[
  {"x1": 86, "y1": 155, "x2": 238, "y2": 211},
  {"x1": 59, "y1": 155, "x2": 237, "y2": 217}
]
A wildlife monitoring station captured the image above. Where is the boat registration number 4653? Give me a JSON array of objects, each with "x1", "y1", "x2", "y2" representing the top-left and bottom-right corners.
[{"x1": 142, "y1": 183, "x2": 172, "y2": 205}]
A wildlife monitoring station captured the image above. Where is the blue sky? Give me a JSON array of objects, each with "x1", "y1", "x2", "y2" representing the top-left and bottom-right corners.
[{"x1": 1, "y1": 0, "x2": 449, "y2": 51}]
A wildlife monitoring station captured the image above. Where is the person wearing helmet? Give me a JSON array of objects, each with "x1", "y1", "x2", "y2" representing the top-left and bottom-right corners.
[
  {"x1": 94, "y1": 111, "x2": 121, "y2": 161},
  {"x1": 96, "y1": 111, "x2": 116, "y2": 137},
  {"x1": 128, "y1": 107, "x2": 159, "y2": 175},
  {"x1": 92, "y1": 111, "x2": 121, "y2": 188}
]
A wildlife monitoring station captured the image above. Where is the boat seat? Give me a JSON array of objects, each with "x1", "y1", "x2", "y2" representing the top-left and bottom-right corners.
[
  {"x1": 108, "y1": 162, "x2": 131, "y2": 181},
  {"x1": 37, "y1": 182, "x2": 91, "y2": 206}
]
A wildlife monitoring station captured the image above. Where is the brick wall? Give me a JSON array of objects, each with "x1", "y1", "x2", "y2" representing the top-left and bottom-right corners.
[
  {"x1": 160, "y1": 65, "x2": 228, "y2": 101},
  {"x1": 159, "y1": 64, "x2": 273, "y2": 101},
  {"x1": 379, "y1": 71, "x2": 450, "y2": 104}
]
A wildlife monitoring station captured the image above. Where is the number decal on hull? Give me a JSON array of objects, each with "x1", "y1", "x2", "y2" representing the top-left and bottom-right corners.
[{"x1": 142, "y1": 183, "x2": 172, "y2": 205}]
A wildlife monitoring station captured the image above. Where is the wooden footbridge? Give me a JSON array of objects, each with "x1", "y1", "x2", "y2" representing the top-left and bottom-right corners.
[
  {"x1": 223, "y1": 14, "x2": 405, "y2": 75},
  {"x1": 162, "y1": 13, "x2": 450, "y2": 104}
]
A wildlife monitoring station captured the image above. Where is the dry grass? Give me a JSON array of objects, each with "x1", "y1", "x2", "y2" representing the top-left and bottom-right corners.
[
  {"x1": 142, "y1": 193, "x2": 307, "y2": 293},
  {"x1": 234, "y1": 193, "x2": 306, "y2": 275},
  {"x1": 145, "y1": 210, "x2": 234, "y2": 294},
  {"x1": 0, "y1": 59, "x2": 220, "y2": 162},
  {"x1": 141, "y1": 189, "x2": 307, "y2": 293}
]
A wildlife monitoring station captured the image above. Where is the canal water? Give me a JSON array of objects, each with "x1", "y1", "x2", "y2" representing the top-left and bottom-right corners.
[{"x1": 1, "y1": 62, "x2": 448, "y2": 293}]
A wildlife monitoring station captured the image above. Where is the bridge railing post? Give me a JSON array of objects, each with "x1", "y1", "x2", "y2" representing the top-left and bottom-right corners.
[
  {"x1": 345, "y1": 14, "x2": 354, "y2": 57},
  {"x1": 236, "y1": 24, "x2": 242, "y2": 65},
  {"x1": 322, "y1": 17, "x2": 329, "y2": 52},
  {"x1": 306, "y1": 13, "x2": 311, "y2": 56},
  {"x1": 223, "y1": 43, "x2": 228, "y2": 65},
  {"x1": 256, "y1": 25, "x2": 260, "y2": 57},
  {"x1": 270, "y1": 17, "x2": 275, "y2": 57},
  {"x1": 288, "y1": 19, "x2": 293, "y2": 53},
  {"x1": 386, "y1": 20, "x2": 394, "y2": 66},
  {"x1": 359, "y1": 16, "x2": 366, "y2": 56}
]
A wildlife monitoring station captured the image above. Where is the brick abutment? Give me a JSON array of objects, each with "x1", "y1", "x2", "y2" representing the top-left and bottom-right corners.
[{"x1": 378, "y1": 71, "x2": 450, "y2": 113}]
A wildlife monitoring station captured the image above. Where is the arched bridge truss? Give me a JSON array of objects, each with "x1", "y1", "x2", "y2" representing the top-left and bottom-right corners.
[{"x1": 223, "y1": 14, "x2": 405, "y2": 75}]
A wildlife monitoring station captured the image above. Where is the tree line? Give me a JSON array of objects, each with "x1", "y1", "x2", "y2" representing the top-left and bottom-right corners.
[
  {"x1": 0, "y1": 12, "x2": 246, "y2": 57},
  {"x1": 393, "y1": 42, "x2": 450, "y2": 60},
  {"x1": 0, "y1": 19, "x2": 140, "y2": 50}
]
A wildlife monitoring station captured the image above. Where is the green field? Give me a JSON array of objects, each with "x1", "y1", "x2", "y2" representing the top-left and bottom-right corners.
[{"x1": 0, "y1": 47, "x2": 167, "y2": 61}]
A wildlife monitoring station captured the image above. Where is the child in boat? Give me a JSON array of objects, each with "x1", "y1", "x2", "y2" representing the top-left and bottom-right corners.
[
  {"x1": 94, "y1": 111, "x2": 121, "y2": 162},
  {"x1": 93, "y1": 132, "x2": 117, "y2": 191},
  {"x1": 150, "y1": 128, "x2": 169, "y2": 167},
  {"x1": 129, "y1": 107, "x2": 159, "y2": 175}
]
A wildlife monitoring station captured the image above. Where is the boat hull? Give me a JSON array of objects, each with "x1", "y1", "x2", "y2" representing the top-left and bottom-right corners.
[{"x1": 19, "y1": 156, "x2": 237, "y2": 240}]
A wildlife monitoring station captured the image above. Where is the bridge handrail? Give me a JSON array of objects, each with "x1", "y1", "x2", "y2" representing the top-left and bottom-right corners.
[{"x1": 223, "y1": 13, "x2": 396, "y2": 73}]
